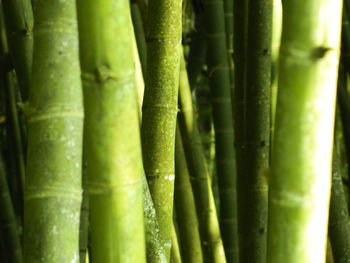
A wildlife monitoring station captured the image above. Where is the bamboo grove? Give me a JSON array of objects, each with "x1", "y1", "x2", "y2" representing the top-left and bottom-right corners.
[{"x1": 0, "y1": 0, "x2": 349, "y2": 262}]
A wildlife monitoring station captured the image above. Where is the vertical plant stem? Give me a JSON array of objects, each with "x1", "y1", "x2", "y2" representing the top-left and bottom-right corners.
[
  {"x1": 141, "y1": 0, "x2": 182, "y2": 258},
  {"x1": 2, "y1": 0, "x2": 33, "y2": 100},
  {"x1": 174, "y1": 126, "x2": 203, "y2": 263},
  {"x1": 267, "y1": 1, "x2": 343, "y2": 262},
  {"x1": 240, "y1": 0, "x2": 272, "y2": 262},
  {"x1": 24, "y1": 0, "x2": 83, "y2": 262},
  {"x1": 329, "y1": 111, "x2": 350, "y2": 263},
  {"x1": 77, "y1": 0, "x2": 146, "y2": 262},
  {"x1": 202, "y1": 0, "x2": 238, "y2": 260},
  {"x1": 178, "y1": 50, "x2": 226, "y2": 263},
  {"x1": 170, "y1": 223, "x2": 182, "y2": 263}
]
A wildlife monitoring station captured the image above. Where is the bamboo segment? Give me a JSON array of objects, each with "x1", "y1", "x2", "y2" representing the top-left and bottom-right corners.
[
  {"x1": 239, "y1": 0, "x2": 272, "y2": 262},
  {"x1": 77, "y1": 0, "x2": 146, "y2": 262},
  {"x1": 24, "y1": 0, "x2": 83, "y2": 262},
  {"x1": 178, "y1": 52, "x2": 226, "y2": 263},
  {"x1": 202, "y1": 0, "x2": 239, "y2": 260},
  {"x1": 141, "y1": 0, "x2": 182, "y2": 258},
  {"x1": 174, "y1": 126, "x2": 203, "y2": 263},
  {"x1": 267, "y1": 1, "x2": 343, "y2": 262},
  {"x1": 329, "y1": 112, "x2": 350, "y2": 263},
  {"x1": 2, "y1": 0, "x2": 33, "y2": 100}
]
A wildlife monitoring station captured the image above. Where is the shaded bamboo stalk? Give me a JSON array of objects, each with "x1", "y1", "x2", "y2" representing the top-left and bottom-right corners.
[
  {"x1": 267, "y1": 0, "x2": 343, "y2": 262},
  {"x1": 141, "y1": 0, "x2": 182, "y2": 258},
  {"x1": 24, "y1": 0, "x2": 84, "y2": 262},
  {"x1": 77, "y1": 0, "x2": 146, "y2": 261},
  {"x1": 202, "y1": 0, "x2": 238, "y2": 260},
  {"x1": 174, "y1": 126, "x2": 203, "y2": 263},
  {"x1": 0, "y1": 151, "x2": 22, "y2": 263},
  {"x1": 238, "y1": 0, "x2": 272, "y2": 262},
  {"x1": 2, "y1": 0, "x2": 33, "y2": 100},
  {"x1": 328, "y1": 79, "x2": 350, "y2": 263},
  {"x1": 178, "y1": 50, "x2": 226, "y2": 263}
]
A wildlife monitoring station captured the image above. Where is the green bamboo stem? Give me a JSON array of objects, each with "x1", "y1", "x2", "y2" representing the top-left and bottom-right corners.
[
  {"x1": 76, "y1": 0, "x2": 146, "y2": 262},
  {"x1": 238, "y1": 0, "x2": 272, "y2": 262},
  {"x1": 0, "y1": 152, "x2": 22, "y2": 263},
  {"x1": 142, "y1": 174, "x2": 168, "y2": 263},
  {"x1": 178, "y1": 51, "x2": 226, "y2": 263},
  {"x1": 233, "y1": 0, "x2": 248, "y2": 165},
  {"x1": 329, "y1": 111, "x2": 350, "y2": 263},
  {"x1": 267, "y1": 1, "x2": 343, "y2": 262},
  {"x1": 270, "y1": 0, "x2": 282, "y2": 141},
  {"x1": 174, "y1": 126, "x2": 203, "y2": 263},
  {"x1": 2, "y1": 0, "x2": 33, "y2": 100},
  {"x1": 170, "y1": 223, "x2": 182, "y2": 263},
  {"x1": 130, "y1": 6, "x2": 168, "y2": 261},
  {"x1": 141, "y1": 0, "x2": 182, "y2": 258},
  {"x1": 24, "y1": 1, "x2": 83, "y2": 262},
  {"x1": 131, "y1": 2, "x2": 147, "y2": 77},
  {"x1": 202, "y1": 0, "x2": 238, "y2": 260}
]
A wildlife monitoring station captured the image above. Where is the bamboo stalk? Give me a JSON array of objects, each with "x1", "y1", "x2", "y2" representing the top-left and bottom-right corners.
[
  {"x1": 202, "y1": 0, "x2": 239, "y2": 260},
  {"x1": 178, "y1": 51, "x2": 226, "y2": 263},
  {"x1": 141, "y1": 0, "x2": 182, "y2": 258},
  {"x1": 267, "y1": 1, "x2": 343, "y2": 262},
  {"x1": 174, "y1": 126, "x2": 203, "y2": 263},
  {"x1": 76, "y1": 0, "x2": 146, "y2": 261},
  {"x1": 238, "y1": 0, "x2": 272, "y2": 262},
  {"x1": 170, "y1": 223, "x2": 182, "y2": 263},
  {"x1": 2, "y1": 0, "x2": 33, "y2": 100},
  {"x1": 24, "y1": 0, "x2": 83, "y2": 262}
]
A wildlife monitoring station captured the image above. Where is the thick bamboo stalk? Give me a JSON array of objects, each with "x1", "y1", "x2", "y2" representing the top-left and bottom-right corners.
[
  {"x1": 178, "y1": 51, "x2": 226, "y2": 263},
  {"x1": 76, "y1": 0, "x2": 146, "y2": 262},
  {"x1": 238, "y1": 0, "x2": 272, "y2": 262},
  {"x1": 267, "y1": 1, "x2": 342, "y2": 262},
  {"x1": 24, "y1": 0, "x2": 83, "y2": 262},
  {"x1": 2, "y1": 0, "x2": 33, "y2": 100},
  {"x1": 130, "y1": 7, "x2": 168, "y2": 262},
  {"x1": 141, "y1": 0, "x2": 182, "y2": 258},
  {"x1": 174, "y1": 126, "x2": 203, "y2": 263}
]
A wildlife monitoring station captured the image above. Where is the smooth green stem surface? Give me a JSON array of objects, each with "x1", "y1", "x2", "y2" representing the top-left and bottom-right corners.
[
  {"x1": 174, "y1": 126, "x2": 203, "y2": 263},
  {"x1": 77, "y1": 0, "x2": 146, "y2": 262},
  {"x1": 203, "y1": 0, "x2": 239, "y2": 260},
  {"x1": 24, "y1": 1, "x2": 83, "y2": 262},
  {"x1": 178, "y1": 50, "x2": 226, "y2": 263},
  {"x1": 141, "y1": 0, "x2": 182, "y2": 258},
  {"x1": 170, "y1": 223, "x2": 182, "y2": 263},
  {"x1": 267, "y1": 1, "x2": 342, "y2": 262}
]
